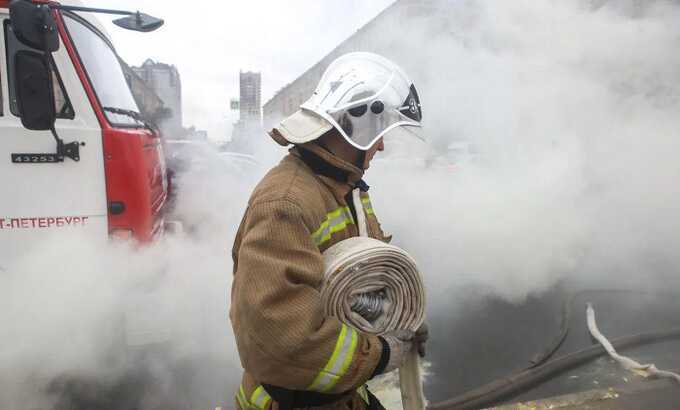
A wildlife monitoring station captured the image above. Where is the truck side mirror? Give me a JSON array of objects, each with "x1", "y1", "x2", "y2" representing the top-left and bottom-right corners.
[
  {"x1": 9, "y1": 0, "x2": 60, "y2": 52},
  {"x1": 14, "y1": 51, "x2": 56, "y2": 131},
  {"x1": 113, "y1": 12, "x2": 164, "y2": 32}
]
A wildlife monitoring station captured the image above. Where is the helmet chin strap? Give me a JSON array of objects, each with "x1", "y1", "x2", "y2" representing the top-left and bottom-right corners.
[{"x1": 359, "y1": 151, "x2": 368, "y2": 170}]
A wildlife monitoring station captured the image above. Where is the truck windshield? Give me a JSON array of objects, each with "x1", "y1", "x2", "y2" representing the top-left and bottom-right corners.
[{"x1": 63, "y1": 14, "x2": 141, "y2": 127}]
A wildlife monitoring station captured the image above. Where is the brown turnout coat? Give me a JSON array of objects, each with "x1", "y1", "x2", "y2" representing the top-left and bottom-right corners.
[{"x1": 230, "y1": 143, "x2": 391, "y2": 409}]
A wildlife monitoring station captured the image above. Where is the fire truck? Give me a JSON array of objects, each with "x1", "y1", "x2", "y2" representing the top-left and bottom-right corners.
[{"x1": 0, "y1": 0, "x2": 169, "y2": 268}]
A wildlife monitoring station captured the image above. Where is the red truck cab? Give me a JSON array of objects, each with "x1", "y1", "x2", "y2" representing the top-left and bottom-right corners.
[{"x1": 0, "y1": 0, "x2": 168, "y2": 265}]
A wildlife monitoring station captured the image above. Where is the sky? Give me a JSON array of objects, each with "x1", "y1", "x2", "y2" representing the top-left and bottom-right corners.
[{"x1": 86, "y1": 0, "x2": 396, "y2": 140}]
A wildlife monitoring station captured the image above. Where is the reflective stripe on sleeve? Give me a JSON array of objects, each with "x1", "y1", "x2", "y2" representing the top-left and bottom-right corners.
[
  {"x1": 307, "y1": 324, "x2": 359, "y2": 393},
  {"x1": 311, "y1": 206, "x2": 355, "y2": 246},
  {"x1": 361, "y1": 197, "x2": 374, "y2": 216},
  {"x1": 235, "y1": 384, "x2": 272, "y2": 410},
  {"x1": 236, "y1": 385, "x2": 250, "y2": 410},
  {"x1": 250, "y1": 385, "x2": 271, "y2": 409}
]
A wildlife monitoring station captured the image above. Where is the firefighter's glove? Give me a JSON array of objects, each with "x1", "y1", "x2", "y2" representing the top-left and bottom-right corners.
[
  {"x1": 415, "y1": 322, "x2": 429, "y2": 358},
  {"x1": 382, "y1": 329, "x2": 415, "y2": 373}
]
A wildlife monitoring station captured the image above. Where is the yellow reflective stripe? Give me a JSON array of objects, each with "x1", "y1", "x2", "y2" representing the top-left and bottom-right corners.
[
  {"x1": 236, "y1": 385, "x2": 250, "y2": 410},
  {"x1": 361, "y1": 197, "x2": 374, "y2": 216},
  {"x1": 307, "y1": 324, "x2": 359, "y2": 393},
  {"x1": 338, "y1": 327, "x2": 358, "y2": 379},
  {"x1": 235, "y1": 384, "x2": 271, "y2": 410},
  {"x1": 235, "y1": 396, "x2": 249, "y2": 410},
  {"x1": 311, "y1": 206, "x2": 355, "y2": 246},
  {"x1": 250, "y1": 385, "x2": 271, "y2": 410},
  {"x1": 357, "y1": 385, "x2": 369, "y2": 405}
]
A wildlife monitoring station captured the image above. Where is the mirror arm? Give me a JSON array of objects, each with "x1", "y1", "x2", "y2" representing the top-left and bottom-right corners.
[
  {"x1": 51, "y1": 127, "x2": 82, "y2": 162},
  {"x1": 43, "y1": 56, "x2": 81, "y2": 162},
  {"x1": 42, "y1": 35, "x2": 81, "y2": 162},
  {"x1": 48, "y1": 125, "x2": 62, "y2": 146},
  {"x1": 42, "y1": 52, "x2": 62, "y2": 146},
  {"x1": 46, "y1": 4, "x2": 163, "y2": 33},
  {"x1": 48, "y1": 4, "x2": 136, "y2": 17}
]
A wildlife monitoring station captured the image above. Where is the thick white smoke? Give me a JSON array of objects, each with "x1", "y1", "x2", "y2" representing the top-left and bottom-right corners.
[
  {"x1": 371, "y1": 0, "x2": 680, "y2": 301},
  {"x1": 0, "y1": 143, "x2": 275, "y2": 408}
]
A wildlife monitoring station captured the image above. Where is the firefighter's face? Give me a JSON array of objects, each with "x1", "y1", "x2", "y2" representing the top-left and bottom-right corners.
[
  {"x1": 362, "y1": 137, "x2": 384, "y2": 170},
  {"x1": 319, "y1": 129, "x2": 384, "y2": 170}
]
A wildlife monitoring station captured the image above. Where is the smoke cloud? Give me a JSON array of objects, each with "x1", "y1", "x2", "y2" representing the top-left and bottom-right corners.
[
  {"x1": 371, "y1": 0, "x2": 680, "y2": 299},
  {"x1": 0, "y1": 145, "x2": 275, "y2": 408},
  {"x1": 365, "y1": 0, "x2": 680, "y2": 401}
]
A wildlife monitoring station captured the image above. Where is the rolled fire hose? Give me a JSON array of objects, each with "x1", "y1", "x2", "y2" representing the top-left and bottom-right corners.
[{"x1": 320, "y1": 188, "x2": 427, "y2": 409}]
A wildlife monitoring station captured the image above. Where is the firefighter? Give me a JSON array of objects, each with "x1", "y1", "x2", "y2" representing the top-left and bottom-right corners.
[{"x1": 230, "y1": 52, "x2": 427, "y2": 410}]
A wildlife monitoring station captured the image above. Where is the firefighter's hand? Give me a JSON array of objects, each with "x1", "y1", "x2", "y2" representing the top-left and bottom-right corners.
[
  {"x1": 381, "y1": 329, "x2": 415, "y2": 373},
  {"x1": 414, "y1": 322, "x2": 429, "y2": 358}
]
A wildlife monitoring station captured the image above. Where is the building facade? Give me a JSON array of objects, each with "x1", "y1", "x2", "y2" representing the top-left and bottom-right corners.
[
  {"x1": 239, "y1": 71, "x2": 262, "y2": 127},
  {"x1": 122, "y1": 61, "x2": 165, "y2": 122},
  {"x1": 132, "y1": 59, "x2": 183, "y2": 137},
  {"x1": 228, "y1": 71, "x2": 263, "y2": 153}
]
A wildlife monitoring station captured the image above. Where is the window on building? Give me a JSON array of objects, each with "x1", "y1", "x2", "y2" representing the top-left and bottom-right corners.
[{"x1": 3, "y1": 20, "x2": 74, "y2": 120}]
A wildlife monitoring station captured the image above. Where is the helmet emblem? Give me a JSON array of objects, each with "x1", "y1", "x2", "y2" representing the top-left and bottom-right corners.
[{"x1": 409, "y1": 98, "x2": 418, "y2": 115}]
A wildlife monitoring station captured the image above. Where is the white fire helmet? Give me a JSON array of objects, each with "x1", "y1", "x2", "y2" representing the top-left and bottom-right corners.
[{"x1": 272, "y1": 52, "x2": 423, "y2": 151}]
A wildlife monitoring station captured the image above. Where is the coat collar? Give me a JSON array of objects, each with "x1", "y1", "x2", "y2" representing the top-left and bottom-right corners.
[{"x1": 290, "y1": 143, "x2": 367, "y2": 200}]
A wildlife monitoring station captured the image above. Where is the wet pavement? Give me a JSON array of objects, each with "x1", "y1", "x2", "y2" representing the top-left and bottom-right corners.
[{"x1": 424, "y1": 284, "x2": 680, "y2": 408}]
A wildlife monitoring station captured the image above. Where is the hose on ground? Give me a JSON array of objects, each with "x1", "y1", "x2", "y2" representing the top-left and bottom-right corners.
[
  {"x1": 587, "y1": 303, "x2": 680, "y2": 384},
  {"x1": 428, "y1": 288, "x2": 680, "y2": 410},
  {"x1": 428, "y1": 326, "x2": 680, "y2": 409},
  {"x1": 322, "y1": 233, "x2": 426, "y2": 409},
  {"x1": 529, "y1": 289, "x2": 680, "y2": 368}
]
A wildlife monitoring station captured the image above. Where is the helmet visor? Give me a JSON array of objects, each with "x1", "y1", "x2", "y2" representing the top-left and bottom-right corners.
[
  {"x1": 300, "y1": 52, "x2": 424, "y2": 150},
  {"x1": 327, "y1": 83, "x2": 423, "y2": 150}
]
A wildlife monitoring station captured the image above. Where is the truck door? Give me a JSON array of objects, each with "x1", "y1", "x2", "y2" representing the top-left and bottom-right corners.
[{"x1": 0, "y1": 13, "x2": 108, "y2": 266}]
